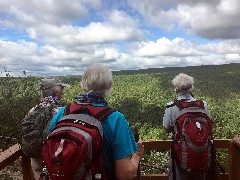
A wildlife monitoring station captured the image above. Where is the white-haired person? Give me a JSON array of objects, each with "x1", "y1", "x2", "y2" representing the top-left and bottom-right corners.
[
  {"x1": 29, "y1": 78, "x2": 68, "y2": 179},
  {"x1": 163, "y1": 73, "x2": 214, "y2": 180},
  {"x1": 48, "y1": 64, "x2": 144, "y2": 180}
]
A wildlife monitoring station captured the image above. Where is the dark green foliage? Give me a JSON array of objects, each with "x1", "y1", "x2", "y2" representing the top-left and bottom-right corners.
[
  {"x1": 0, "y1": 77, "x2": 40, "y2": 140},
  {"x1": 1, "y1": 63, "x2": 240, "y2": 140}
]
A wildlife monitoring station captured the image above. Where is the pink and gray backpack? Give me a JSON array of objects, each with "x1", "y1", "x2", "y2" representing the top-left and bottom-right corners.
[
  {"x1": 41, "y1": 103, "x2": 114, "y2": 180},
  {"x1": 171, "y1": 99, "x2": 213, "y2": 171}
]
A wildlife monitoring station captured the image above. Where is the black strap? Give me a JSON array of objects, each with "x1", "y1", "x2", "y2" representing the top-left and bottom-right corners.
[
  {"x1": 172, "y1": 158, "x2": 177, "y2": 180},
  {"x1": 171, "y1": 142, "x2": 178, "y2": 180},
  {"x1": 105, "y1": 169, "x2": 116, "y2": 180},
  {"x1": 199, "y1": 100, "x2": 205, "y2": 109},
  {"x1": 166, "y1": 99, "x2": 205, "y2": 110},
  {"x1": 84, "y1": 147, "x2": 104, "y2": 178},
  {"x1": 165, "y1": 99, "x2": 189, "y2": 108},
  {"x1": 94, "y1": 107, "x2": 114, "y2": 121},
  {"x1": 65, "y1": 103, "x2": 114, "y2": 121},
  {"x1": 174, "y1": 99, "x2": 188, "y2": 110},
  {"x1": 65, "y1": 103, "x2": 71, "y2": 115},
  {"x1": 81, "y1": 105, "x2": 114, "y2": 122}
]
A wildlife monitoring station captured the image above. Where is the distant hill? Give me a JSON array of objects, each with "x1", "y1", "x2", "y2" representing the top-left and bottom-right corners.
[{"x1": 112, "y1": 63, "x2": 240, "y2": 75}]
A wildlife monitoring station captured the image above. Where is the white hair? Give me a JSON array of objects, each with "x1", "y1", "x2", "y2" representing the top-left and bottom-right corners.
[
  {"x1": 172, "y1": 73, "x2": 194, "y2": 95},
  {"x1": 81, "y1": 64, "x2": 113, "y2": 97},
  {"x1": 41, "y1": 86, "x2": 63, "y2": 98}
]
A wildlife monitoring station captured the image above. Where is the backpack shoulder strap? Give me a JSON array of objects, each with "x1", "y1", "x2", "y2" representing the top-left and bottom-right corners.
[
  {"x1": 174, "y1": 99, "x2": 205, "y2": 110},
  {"x1": 165, "y1": 99, "x2": 188, "y2": 109},
  {"x1": 64, "y1": 102, "x2": 115, "y2": 122},
  {"x1": 90, "y1": 106, "x2": 115, "y2": 121}
]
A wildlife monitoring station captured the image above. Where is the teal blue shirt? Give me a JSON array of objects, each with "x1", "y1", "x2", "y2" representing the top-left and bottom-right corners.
[{"x1": 49, "y1": 105, "x2": 138, "y2": 170}]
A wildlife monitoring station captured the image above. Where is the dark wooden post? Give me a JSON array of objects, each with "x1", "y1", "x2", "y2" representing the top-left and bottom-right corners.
[
  {"x1": 228, "y1": 135, "x2": 240, "y2": 180},
  {"x1": 21, "y1": 152, "x2": 34, "y2": 180},
  {"x1": 134, "y1": 126, "x2": 141, "y2": 180}
]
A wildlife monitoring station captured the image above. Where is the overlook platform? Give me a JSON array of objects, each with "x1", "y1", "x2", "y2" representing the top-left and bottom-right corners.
[{"x1": 1, "y1": 136, "x2": 240, "y2": 180}]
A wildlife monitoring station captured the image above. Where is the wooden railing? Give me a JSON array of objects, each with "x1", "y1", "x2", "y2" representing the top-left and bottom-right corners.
[
  {"x1": 0, "y1": 144, "x2": 33, "y2": 179},
  {"x1": 1, "y1": 136, "x2": 240, "y2": 180}
]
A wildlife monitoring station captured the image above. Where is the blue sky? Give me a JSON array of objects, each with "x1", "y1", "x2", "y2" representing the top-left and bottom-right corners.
[{"x1": 0, "y1": 0, "x2": 240, "y2": 76}]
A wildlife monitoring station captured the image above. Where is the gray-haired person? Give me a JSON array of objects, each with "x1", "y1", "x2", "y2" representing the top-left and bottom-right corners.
[
  {"x1": 28, "y1": 78, "x2": 68, "y2": 179},
  {"x1": 163, "y1": 73, "x2": 214, "y2": 180},
  {"x1": 48, "y1": 64, "x2": 144, "y2": 179}
]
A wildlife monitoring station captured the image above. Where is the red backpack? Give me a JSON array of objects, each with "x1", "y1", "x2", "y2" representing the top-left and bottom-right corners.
[
  {"x1": 41, "y1": 103, "x2": 114, "y2": 180},
  {"x1": 171, "y1": 99, "x2": 213, "y2": 171}
]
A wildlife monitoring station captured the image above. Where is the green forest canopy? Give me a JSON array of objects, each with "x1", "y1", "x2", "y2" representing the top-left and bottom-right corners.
[{"x1": 0, "y1": 63, "x2": 240, "y2": 141}]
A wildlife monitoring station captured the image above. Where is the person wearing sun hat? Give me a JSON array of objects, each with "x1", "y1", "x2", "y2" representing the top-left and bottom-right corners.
[
  {"x1": 40, "y1": 77, "x2": 68, "y2": 100},
  {"x1": 26, "y1": 77, "x2": 68, "y2": 179}
]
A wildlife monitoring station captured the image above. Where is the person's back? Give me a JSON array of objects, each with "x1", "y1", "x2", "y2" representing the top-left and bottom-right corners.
[
  {"x1": 47, "y1": 64, "x2": 144, "y2": 180},
  {"x1": 21, "y1": 77, "x2": 67, "y2": 179},
  {"x1": 163, "y1": 73, "x2": 218, "y2": 180}
]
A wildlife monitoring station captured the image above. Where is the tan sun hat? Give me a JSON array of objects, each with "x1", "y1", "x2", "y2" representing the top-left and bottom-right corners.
[{"x1": 40, "y1": 77, "x2": 69, "y2": 90}]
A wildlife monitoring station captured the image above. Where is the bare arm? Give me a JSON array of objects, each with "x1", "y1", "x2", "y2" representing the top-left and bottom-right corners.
[{"x1": 114, "y1": 141, "x2": 144, "y2": 180}]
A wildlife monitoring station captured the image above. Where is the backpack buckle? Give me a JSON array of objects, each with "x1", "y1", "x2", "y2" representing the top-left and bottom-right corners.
[
  {"x1": 74, "y1": 120, "x2": 79, "y2": 123},
  {"x1": 187, "y1": 169, "x2": 192, "y2": 173},
  {"x1": 196, "y1": 122, "x2": 202, "y2": 130},
  {"x1": 74, "y1": 119, "x2": 85, "y2": 125}
]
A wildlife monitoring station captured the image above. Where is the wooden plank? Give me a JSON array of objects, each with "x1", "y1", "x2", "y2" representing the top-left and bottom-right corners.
[
  {"x1": 138, "y1": 173, "x2": 228, "y2": 179},
  {"x1": 142, "y1": 139, "x2": 230, "y2": 151},
  {"x1": 221, "y1": 173, "x2": 229, "y2": 180},
  {"x1": 229, "y1": 137, "x2": 240, "y2": 180},
  {"x1": 0, "y1": 139, "x2": 233, "y2": 180},
  {"x1": 0, "y1": 143, "x2": 22, "y2": 170},
  {"x1": 228, "y1": 140, "x2": 239, "y2": 180},
  {"x1": 139, "y1": 174, "x2": 228, "y2": 180},
  {"x1": 213, "y1": 139, "x2": 230, "y2": 149},
  {"x1": 141, "y1": 174, "x2": 169, "y2": 180},
  {"x1": 21, "y1": 153, "x2": 34, "y2": 180},
  {"x1": 142, "y1": 140, "x2": 171, "y2": 150},
  {"x1": 232, "y1": 135, "x2": 240, "y2": 148},
  {"x1": 132, "y1": 174, "x2": 168, "y2": 180},
  {"x1": 141, "y1": 139, "x2": 231, "y2": 180}
]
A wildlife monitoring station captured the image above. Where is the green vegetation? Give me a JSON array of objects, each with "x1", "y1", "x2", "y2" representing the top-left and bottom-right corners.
[{"x1": 1, "y1": 63, "x2": 240, "y2": 174}]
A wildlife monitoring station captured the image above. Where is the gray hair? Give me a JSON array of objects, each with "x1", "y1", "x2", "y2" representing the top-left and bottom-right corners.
[
  {"x1": 172, "y1": 73, "x2": 194, "y2": 95},
  {"x1": 81, "y1": 64, "x2": 113, "y2": 97},
  {"x1": 41, "y1": 86, "x2": 63, "y2": 98}
]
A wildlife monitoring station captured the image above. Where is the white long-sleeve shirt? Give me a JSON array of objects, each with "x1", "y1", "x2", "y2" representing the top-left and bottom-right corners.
[{"x1": 163, "y1": 95, "x2": 211, "y2": 132}]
